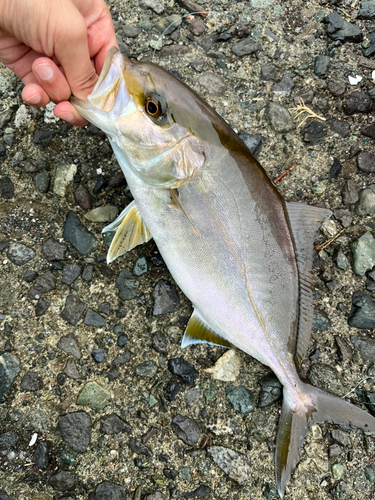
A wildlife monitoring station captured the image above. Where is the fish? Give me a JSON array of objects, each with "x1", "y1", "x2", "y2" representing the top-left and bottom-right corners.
[{"x1": 71, "y1": 47, "x2": 375, "y2": 497}]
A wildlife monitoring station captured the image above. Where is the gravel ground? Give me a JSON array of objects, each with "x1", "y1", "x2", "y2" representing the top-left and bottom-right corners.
[{"x1": 2, "y1": 0, "x2": 375, "y2": 499}]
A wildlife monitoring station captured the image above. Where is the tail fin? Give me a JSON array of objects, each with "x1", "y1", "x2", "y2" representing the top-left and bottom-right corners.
[{"x1": 276, "y1": 381, "x2": 375, "y2": 498}]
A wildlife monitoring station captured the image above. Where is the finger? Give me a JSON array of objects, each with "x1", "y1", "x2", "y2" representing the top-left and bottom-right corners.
[
  {"x1": 32, "y1": 57, "x2": 72, "y2": 103},
  {"x1": 54, "y1": 101, "x2": 89, "y2": 126},
  {"x1": 22, "y1": 82, "x2": 50, "y2": 107}
]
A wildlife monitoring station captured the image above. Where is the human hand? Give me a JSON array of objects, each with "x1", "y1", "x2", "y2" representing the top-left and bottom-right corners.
[{"x1": 0, "y1": 0, "x2": 118, "y2": 125}]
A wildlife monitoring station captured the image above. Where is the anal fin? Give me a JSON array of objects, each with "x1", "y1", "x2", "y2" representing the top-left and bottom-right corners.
[{"x1": 181, "y1": 310, "x2": 234, "y2": 349}]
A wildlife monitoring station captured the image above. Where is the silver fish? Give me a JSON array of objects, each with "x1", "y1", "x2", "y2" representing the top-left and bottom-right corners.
[{"x1": 72, "y1": 47, "x2": 375, "y2": 497}]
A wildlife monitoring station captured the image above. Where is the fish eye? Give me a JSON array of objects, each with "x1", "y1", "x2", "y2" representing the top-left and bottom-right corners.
[{"x1": 146, "y1": 99, "x2": 161, "y2": 118}]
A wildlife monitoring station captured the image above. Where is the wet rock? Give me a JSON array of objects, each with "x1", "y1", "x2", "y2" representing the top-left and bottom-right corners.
[
  {"x1": 84, "y1": 205, "x2": 119, "y2": 223},
  {"x1": 307, "y1": 363, "x2": 344, "y2": 396},
  {"x1": 136, "y1": 360, "x2": 158, "y2": 378},
  {"x1": 348, "y1": 292, "x2": 375, "y2": 329},
  {"x1": 0, "y1": 177, "x2": 14, "y2": 199},
  {"x1": 100, "y1": 414, "x2": 132, "y2": 435},
  {"x1": 330, "y1": 119, "x2": 350, "y2": 138},
  {"x1": 21, "y1": 372, "x2": 42, "y2": 391},
  {"x1": 35, "y1": 297, "x2": 49, "y2": 316},
  {"x1": 153, "y1": 280, "x2": 180, "y2": 315},
  {"x1": 205, "y1": 350, "x2": 241, "y2": 382},
  {"x1": 91, "y1": 349, "x2": 105, "y2": 363},
  {"x1": 122, "y1": 24, "x2": 140, "y2": 37},
  {"x1": 225, "y1": 385, "x2": 254, "y2": 415},
  {"x1": 116, "y1": 269, "x2": 139, "y2": 300},
  {"x1": 356, "y1": 185, "x2": 375, "y2": 216},
  {"x1": 189, "y1": 19, "x2": 206, "y2": 36},
  {"x1": 205, "y1": 413, "x2": 239, "y2": 435},
  {"x1": 357, "y1": 151, "x2": 375, "y2": 173},
  {"x1": 57, "y1": 332, "x2": 82, "y2": 359},
  {"x1": 198, "y1": 72, "x2": 225, "y2": 97},
  {"x1": 33, "y1": 441, "x2": 50, "y2": 469},
  {"x1": 62, "y1": 264, "x2": 82, "y2": 285},
  {"x1": 314, "y1": 55, "x2": 330, "y2": 76},
  {"x1": 33, "y1": 130, "x2": 55, "y2": 146},
  {"x1": 184, "y1": 485, "x2": 210, "y2": 498},
  {"x1": 54, "y1": 164, "x2": 77, "y2": 197},
  {"x1": 63, "y1": 211, "x2": 98, "y2": 255},
  {"x1": 0, "y1": 353, "x2": 20, "y2": 402},
  {"x1": 74, "y1": 184, "x2": 93, "y2": 210},
  {"x1": 342, "y1": 179, "x2": 360, "y2": 205},
  {"x1": 258, "y1": 373, "x2": 283, "y2": 407},
  {"x1": 76, "y1": 381, "x2": 111, "y2": 410},
  {"x1": 64, "y1": 359, "x2": 81, "y2": 379},
  {"x1": 324, "y1": 12, "x2": 363, "y2": 43},
  {"x1": 89, "y1": 481, "x2": 128, "y2": 500},
  {"x1": 48, "y1": 471, "x2": 77, "y2": 491},
  {"x1": 232, "y1": 38, "x2": 258, "y2": 57},
  {"x1": 302, "y1": 120, "x2": 327, "y2": 145},
  {"x1": 344, "y1": 92, "x2": 372, "y2": 115},
  {"x1": 171, "y1": 414, "x2": 200, "y2": 446},
  {"x1": 129, "y1": 437, "x2": 152, "y2": 457},
  {"x1": 313, "y1": 309, "x2": 331, "y2": 333},
  {"x1": 84, "y1": 309, "x2": 106, "y2": 328},
  {"x1": 42, "y1": 238, "x2": 67, "y2": 261},
  {"x1": 351, "y1": 232, "x2": 375, "y2": 276},
  {"x1": 238, "y1": 132, "x2": 262, "y2": 157},
  {"x1": 273, "y1": 73, "x2": 294, "y2": 97},
  {"x1": 207, "y1": 446, "x2": 249, "y2": 484},
  {"x1": 328, "y1": 80, "x2": 346, "y2": 96},
  {"x1": 7, "y1": 243, "x2": 35, "y2": 266},
  {"x1": 58, "y1": 412, "x2": 92, "y2": 453},
  {"x1": 60, "y1": 295, "x2": 86, "y2": 325},
  {"x1": 133, "y1": 254, "x2": 149, "y2": 276},
  {"x1": 358, "y1": 2, "x2": 375, "y2": 19},
  {"x1": 260, "y1": 65, "x2": 278, "y2": 81},
  {"x1": 168, "y1": 357, "x2": 198, "y2": 385},
  {"x1": 28, "y1": 272, "x2": 56, "y2": 300},
  {"x1": 34, "y1": 172, "x2": 50, "y2": 193},
  {"x1": 264, "y1": 103, "x2": 295, "y2": 133}
]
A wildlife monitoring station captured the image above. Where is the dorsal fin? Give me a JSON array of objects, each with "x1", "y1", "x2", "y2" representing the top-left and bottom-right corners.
[
  {"x1": 181, "y1": 310, "x2": 235, "y2": 349},
  {"x1": 285, "y1": 202, "x2": 331, "y2": 367},
  {"x1": 103, "y1": 201, "x2": 151, "y2": 264}
]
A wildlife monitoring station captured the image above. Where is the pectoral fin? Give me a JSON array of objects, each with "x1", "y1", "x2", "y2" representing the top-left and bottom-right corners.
[
  {"x1": 103, "y1": 202, "x2": 151, "y2": 264},
  {"x1": 181, "y1": 310, "x2": 234, "y2": 349}
]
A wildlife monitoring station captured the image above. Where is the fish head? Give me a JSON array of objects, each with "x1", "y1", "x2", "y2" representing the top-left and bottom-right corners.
[{"x1": 71, "y1": 47, "x2": 216, "y2": 189}]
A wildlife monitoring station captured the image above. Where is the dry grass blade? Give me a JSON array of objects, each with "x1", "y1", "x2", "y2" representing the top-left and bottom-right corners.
[
  {"x1": 291, "y1": 98, "x2": 326, "y2": 128},
  {"x1": 315, "y1": 228, "x2": 345, "y2": 251}
]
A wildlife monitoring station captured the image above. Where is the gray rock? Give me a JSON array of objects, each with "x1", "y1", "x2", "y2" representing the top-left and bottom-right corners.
[
  {"x1": 351, "y1": 232, "x2": 375, "y2": 276},
  {"x1": 342, "y1": 179, "x2": 360, "y2": 205},
  {"x1": 63, "y1": 211, "x2": 98, "y2": 255},
  {"x1": 155, "y1": 14, "x2": 182, "y2": 35},
  {"x1": 57, "y1": 332, "x2": 82, "y2": 359},
  {"x1": 335, "y1": 336, "x2": 353, "y2": 361},
  {"x1": 334, "y1": 209, "x2": 353, "y2": 227},
  {"x1": 238, "y1": 132, "x2": 262, "y2": 157},
  {"x1": 356, "y1": 185, "x2": 375, "y2": 216},
  {"x1": 198, "y1": 72, "x2": 225, "y2": 97},
  {"x1": 116, "y1": 269, "x2": 139, "y2": 300},
  {"x1": 0, "y1": 489, "x2": 10, "y2": 500},
  {"x1": 89, "y1": 481, "x2": 128, "y2": 500},
  {"x1": 258, "y1": 373, "x2": 283, "y2": 407},
  {"x1": 136, "y1": 360, "x2": 158, "y2": 377},
  {"x1": 168, "y1": 357, "x2": 198, "y2": 385},
  {"x1": 231, "y1": 38, "x2": 259, "y2": 57},
  {"x1": 7, "y1": 243, "x2": 35, "y2": 266},
  {"x1": 62, "y1": 264, "x2": 82, "y2": 285},
  {"x1": 133, "y1": 254, "x2": 149, "y2": 276},
  {"x1": 58, "y1": 412, "x2": 92, "y2": 453},
  {"x1": 153, "y1": 280, "x2": 180, "y2": 315},
  {"x1": 64, "y1": 359, "x2": 81, "y2": 379},
  {"x1": 0, "y1": 353, "x2": 20, "y2": 402},
  {"x1": 21, "y1": 371, "x2": 42, "y2": 391},
  {"x1": 313, "y1": 309, "x2": 331, "y2": 332},
  {"x1": 365, "y1": 464, "x2": 375, "y2": 482},
  {"x1": 100, "y1": 414, "x2": 132, "y2": 435},
  {"x1": 344, "y1": 92, "x2": 373, "y2": 115},
  {"x1": 302, "y1": 120, "x2": 328, "y2": 144},
  {"x1": 33, "y1": 130, "x2": 55, "y2": 146},
  {"x1": 122, "y1": 24, "x2": 140, "y2": 37},
  {"x1": 33, "y1": 441, "x2": 50, "y2": 469},
  {"x1": 225, "y1": 385, "x2": 255, "y2": 415},
  {"x1": 3, "y1": 134, "x2": 13, "y2": 146},
  {"x1": 333, "y1": 248, "x2": 349, "y2": 271},
  {"x1": 260, "y1": 64, "x2": 278, "y2": 81},
  {"x1": 129, "y1": 437, "x2": 152, "y2": 456},
  {"x1": 324, "y1": 12, "x2": 363, "y2": 43},
  {"x1": 172, "y1": 414, "x2": 200, "y2": 446},
  {"x1": 0, "y1": 108, "x2": 13, "y2": 129},
  {"x1": 273, "y1": 73, "x2": 294, "y2": 97},
  {"x1": 330, "y1": 119, "x2": 350, "y2": 138},
  {"x1": 0, "y1": 176, "x2": 14, "y2": 199},
  {"x1": 82, "y1": 265, "x2": 93, "y2": 281},
  {"x1": 60, "y1": 295, "x2": 86, "y2": 325},
  {"x1": 143, "y1": 493, "x2": 166, "y2": 500},
  {"x1": 0, "y1": 431, "x2": 18, "y2": 450},
  {"x1": 264, "y1": 103, "x2": 295, "y2": 133},
  {"x1": 307, "y1": 363, "x2": 344, "y2": 396},
  {"x1": 76, "y1": 381, "x2": 111, "y2": 410},
  {"x1": 48, "y1": 471, "x2": 77, "y2": 492},
  {"x1": 42, "y1": 238, "x2": 67, "y2": 261},
  {"x1": 35, "y1": 297, "x2": 49, "y2": 316},
  {"x1": 189, "y1": 19, "x2": 206, "y2": 36},
  {"x1": 329, "y1": 443, "x2": 343, "y2": 459},
  {"x1": 184, "y1": 387, "x2": 201, "y2": 405},
  {"x1": 358, "y1": 151, "x2": 375, "y2": 173},
  {"x1": 98, "y1": 302, "x2": 110, "y2": 316},
  {"x1": 0, "y1": 241, "x2": 9, "y2": 253},
  {"x1": 314, "y1": 55, "x2": 330, "y2": 76},
  {"x1": 294, "y1": 90, "x2": 314, "y2": 105},
  {"x1": 53, "y1": 163, "x2": 77, "y2": 197},
  {"x1": 91, "y1": 349, "x2": 105, "y2": 363},
  {"x1": 112, "y1": 351, "x2": 131, "y2": 365},
  {"x1": 331, "y1": 429, "x2": 350, "y2": 446},
  {"x1": 84, "y1": 309, "x2": 106, "y2": 328},
  {"x1": 328, "y1": 80, "x2": 346, "y2": 96},
  {"x1": 358, "y1": 2, "x2": 375, "y2": 19},
  {"x1": 34, "y1": 172, "x2": 50, "y2": 193},
  {"x1": 74, "y1": 184, "x2": 93, "y2": 210},
  {"x1": 184, "y1": 485, "x2": 211, "y2": 498},
  {"x1": 28, "y1": 271, "x2": 56, "y2": 300},
  {"x1": 361, "y1": 123, "x2": 375, "y2": 139},
  {"x1": 152, "y1": 331, "x2": 168, "y2": 354},
  {"x1": 207, "y1": 446, "x2": 250, "y2": 484},
  {"x1": 84, "y1": 205, "x2": 119, "y2": 223},
  {"x1": 348, "y1": 291, "x2": 375, "y2": 329}
]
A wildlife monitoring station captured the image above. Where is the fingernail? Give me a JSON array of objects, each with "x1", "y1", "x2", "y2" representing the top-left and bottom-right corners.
[
  {"x1": 58, "y1": 112, "x2": 74, "y2": 123},
  {"x1": 25, "y1": 94, "x2": 41, "y2": 105},
  {"x1": 34, "y1": 64, "x2": 54, "y2": 81}
]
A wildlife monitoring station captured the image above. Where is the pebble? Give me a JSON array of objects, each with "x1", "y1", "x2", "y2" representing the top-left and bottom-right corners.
[
  {"x1": 57, "y1": 332, "x2": 82, "y2": 359},
  {"x1": 34, "y1": 172, "x2": 50, "y2": 193},
  {"x1": 7, "y1": 243, "x2": 35, "y2": 266},
  {"x1": 143, "y1": 493, "x2": 166, "y2": 500},
  {"x1": 348, "y1": 291, "x2": 375, "y2": 329},
  {"x1": 238, "y1": 132, "x2": 262, "y2": 157},
  {"x1": 330, "y1": 119, "x2": 350, "y2": 138},
  {"x1": 232, "y1": 38, "x2": 259, "y2": 57},
  {"x1": 356, "y1": 185, "x2": 375, "y2": 215},
  {"x1": 63, "y1": 211, "x2": 98, "y2": 255},
  {"x1": 179, "y1": 466, "x2": 192, "y2": 481},
  {"x1": 365, "y1": 464, "x2": 375, "y2": 482},
  {"x1": 362, "y1": 123, "x2": 375, "y2": 138},
  {"x1": 207, "y1": 446, "x2": 250, "y2": 484},
  {"x1": 89, "y1": 481, "x2": 128, "y2": 500},
  {"x1": 84, "y1": 309, "x2": 106, "y2": 328},
  {"x1": 250, "y1": 409, "x2": 277, "y2": 440},
  {"x1": 0, "y1": 144, "x2": 5, "y2": 157},
  {"x1": 0, "y1": 353, "x2": 20, "y2": 403},
  {"x1": 314, "y1": 55, "x2": 330, "y2": 76},
  {"x1": 53, "y1": 164, "x2": 77, "y2": 197},
  {"x1": 262, "y1": 484, "x2": 278, "y2": 499},
  {"x1": 100, "y1": 414, "x2": 132, "y2": 434},
  {"x1": 357, "y1": 151, "x2": 375, "y2": 173},
  {"x1": 91, "y1": 349, "x2": 105, "y2": 363},
  {"x1": 84, "y1": 205, "x2": 119, "y2": 223},
  {"x1": 331, "y1": 429, "x2": 350, "y2": 447},
  {"x1": 116, "y1": 269, "x2": 139, "y2": 300},
  {"x1": 0, "y1": 431, "x2": 18, "y2": 449},
  {"x1": 82, "y1": 265, "x2": 93, "y2": 281},
  {"x1": 33, "y1": 441, "x2": 49, "y2": 469},
  {"x1": 165, "y1": 380, "x2": 180, "y2": 401},
  {"x1": 329, "y1": 158, "x2": 343, "y2": 179},
  {"x1": 171, "y1": 414, "x2": 200, "y2": 446},
  {"x1": 76, "y1": 381, "x2": 111, "y2": 410},
  {"x1": 294, "y1": 90, "x2": 314, "y2": 105},
  {"x1": 334, "y1": 209, "x2": 353, "y2": 227},
  {"x1": 258, "y1": 373, "x2": 283, "y2": 407},
  {"x1": 329, "y1": 443, "x2": 343, "y2": 459},
  {"x1": 328, "y1": 80, "x2": 346, "y2": 96},
  {"x1": 129, "y1": 437, "x2": 152, "y2": 457},
  {"x1": 272, "y1": 73, "x2": 294, "y2": 97},
  {"x1": 74, "y1": 184, "x2": 93, "y2": 210},
  {"x1": 342, "y1": 179, "x2": 359, "y2": 205},
  {"x1": 313, "y1": 309, "x2": 331, "y2": 333},
  {"x1": 366, "y1": 268, "x2": 375, "y2": 292},
  {"x1": 198, "y1": 72, "x2": 225, "y2": 97},
  {"x1": 324, "y1": 12, "x2": 363, "y2": 43},
  {"x1": 358, "y1": 2, "x2": 375, "y2": 19},
  {"x1": 344, "y1": 92, "x2": 373, "y2": 115},
  {"x1": 0, "y1": 176, "x2": 14, "y2": 199},
  {"x1": 153, "y1": 280, "x2": 180, "y2": 315},
  {"x1": 122, "y1": 24, "x2": 140, "y2": 38},
  {"x1": 0, "y1": 108, "x2": 13, "y2": 129},
  {"x1": 205, "y1": 414, "x2": 239, "y2": 435},
  {"x1": 62, "y1": 264, "x2": 82, "y2": 285},
  {"x1": 332, "y1": 463, "x2": 344, "y2": 481},
  {"x1": 333, "y1": 248, "x2": 349, "y2": 271},
  {"x1": 58, "y1": 411, "x2": 92, "y2": 453},
  {"x1": 184, "y1": 485, "x2": 211, "y2": 498},
  {"x1": 307, "y1": 363, "x2": 344, "y2": 396},
  {"x1": 184, "y1": 387, "x2": 201, "y2": 405},
  {"x1": 136, "y1": 360, "x2": 158, "y2": 378},
  {"x1": 133, "y1": 254, "x2": 149, "y2": 276},
  {"x1": 33, "y1": 130, "x2": 55, "y2": 146},
  {"x1": 168, "y1": 357, "x2": 198, "y2": 385},
  {"x1": 116, "y1": 333, "x2": 128, "y2": 347},
  {"x1": 35, "y1": 298, "x2": 49, "y2": 316},
  {"x1": 48, "y1": 471, "x2": 76, "y2": 492},
  {"x1": 189, "y1": 19, "x2": 206, "y2": 36},
  {"x1": 225, "y1": 385, "x2": 254, "y2": 415},
  {"x1": 42, "y1": 238, "x2": 67, "y2": 261},
  {"x1": 190, "y1": 59, "x2": 204, "y2": 72},
  {"x1": 112, "y1": 351, "x2": 131, "y2": 365},
  {"x1": 351, "y1": 232, "x2": 375, "y2": 276},
  {"x1": 64, "y1": 359, "x2": 81, "y2": 379},
  {"x1": 302, "y1": 120, "x2": 327, "y2": 144},
  {"x1": 21, "y1": 371, "x2": 42, "y2": 392},
  {"x1": 60, "y1": 295, "x2": 86, "y2": 325},
  {"x1": 205, "y1": 350, "x2": 241, "y2": 382},
  {"x1": 260, "y1": 64, "x2": 278, "y2": 81},
  {"x1": 98, "y1": 302, "x2": 110, "y2": 316},
  {"x1": 264, "y1": 103, "x2": 295, "y2": 133},
  {"x1": 352, "y1": 335, "x2": 375, "y2": 361}
]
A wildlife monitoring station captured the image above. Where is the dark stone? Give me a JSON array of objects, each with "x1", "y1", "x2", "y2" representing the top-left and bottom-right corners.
[
  {"x1": 263, "y1": 484, "x2": 278, "y2": 499},
  {"x1": 58, "y1": 412, "x2": 92, "y2": 453},
  {"x1": 63, "y1": 211, "x2": 98, "y2": 255},
  {"x1": 260, "y1": 65, "x2": 278, "y2": 81},
  {"x1": 301, "y1": 120, "x2": 328, "y2": 145},
  {"x1": 100, "y1": 414, "x2": 132, "y2": 434},
  {"x1": 42, "y1": 238, "x2": 67, "y2": 261},
  {"x1": 116, "y1": 269, "x2": 139, "y2": 300},
  {"x1": 165, "y1": 380, "x2": 180, "y2": 401},
  {"x1": 0, "y1": 490, "x2": 10, "y2": 500},
  {"x1": 327, "y1": 80, "x2": 346, "y2": 96},
  {"x1": 0, "y1": 176, "x2": 14, "y2": 199},
  {"x1": 74, "y1": 184, "x2": 93, "y2": 210},
  {"x1": 330, "y1": 119, "x2": 349, "y2": 138},
  {"x1": 133, "y1": 254, "x2": 149, "y2": 276},
  {"x1": 0, "y1": 353, "x2": 20, "y2": 402},
  {"x1": 28, "y1": 271, "x2": 56, "y2": 299},
  {"x1": 0, "y1": 108, "x2": 13, "y2": 129},
  {"x1": 356, "y1": 390, "x2": 375, "y2": 416},
  {"x1": 232, "y1": 38, "x2": 259, "y2": 57},
  {"x1": 117, "y1": 334, "x2": 128, "y2": 347},
  {"x1": 152, "y1": 331, "x2": 168, "y2": 354},
  {"x1": 258, "y1": 373, "x2": 283, "y2": 408},
  {"x1": 129, "y1": 437, "x2": 152, "y2": 457},
  {"x1": 365, "y1": 463, "x2": 375, "y2": 482},
  {"x1": 7, "y1": 243, "x2": 35, "y2": 266},
  {"x1": 366, "y1": 268, "x2": 375, "y2": 293},
  {"x1": 307, "y1": 363, "x2": 344, "y2": 396},
  {"x1": 316, "y1": 99, "x2": 329, "y2": 114},
  {"x1": 112, "y1": 351, "x2": 131, "y2": 365},
  {"x1": 57, "y1": 332, "x2": 82, "y2": 359},
  {"x1": 168, "y1": 357, "x2": 198, "y2": 385},
  {"x1": 198, "y1": 33, "x2": 219, "y2": 52},
  {"x1": 362, "y1": 124, "x2": 375, "y2": 139},
  {"x1": 225, "y1": 386, "x2": 255, "y2": 415},
  {"x1": 98, "y1": 302, "x2": 110, "y2": 316},
  {"x1": 342, "y1": 179, "x2": 359, "y2": 205},
  {"x1": 33, "y1": 441, "x2": 49, "y2": 469},
  {"x1": 330, "y1": 158, "x2": 342, "y2": 179},
  {"x1": 33, "y1": 130, "x2": 55, "y2": 146},
  {"x1": 358, "y1": 151, "x2": 375, "y2": 173},
  {"x1": 62, "y1": 264, "x2": 82, "y2": 285},
  {"x1": 323, "y1": 12, "x2": 363, "y2": 43},
  {"x1": 357, "y1": 2, "x2": 375, "y2": 19},
  {"x1": 136, "y1": 360, "x2": 158, "y2": 377},
  {"x1": 313, "y1": 309, "x2": 331, "y2": 332},
  {"x1": 153, "y1": 280, "x2": 180, "y2": 315},
  {"x1": 335, "y1": 336, "x2": 353, "y2": 361},
  {"x1": 84, "y1": 309, "x2": 106, "y2": 328},
  {"x1": 23, "y1": 269, "x2": 38, "y2": 282},
  {"x1": 164, "y1": 467, "x2": 178, "y2": 480},
  {"x1": 48, "y1": 471, "x2": 77, "y2": 491},
  {"x1": 91, "y1": 349, "x2": 105, "y2": 363},
  {"x1": 238, "y1": 132, "x2": 262, "y2": 157},
  {"x1": 89, "y1": 481, "x2": 127, "y2": 500},
  {"x1": 294, "y1": 90, "x2": 314, "y2": 105},
  {"x1": 82, "y1": 265, "x2": 94, "y2": 281},
  {"x1": 0, "y1": 431, "x2": 18, "y2": 449},
  {"x1": 272, "y1": 73, "x2": 294, "y2": 97},
  {"x1": 264, "y1": 103, "x2": 295, "y2": 133},
  {"x1": 314, "y1": 55, "x2": 330, "y2": 76},
  {"x1": 184, "y1": 485, "x2": 211, "y2": 498},
  {"x1": 21, "y1": 371, "x2": 42, "y2": 391},
  {"x1": 348, "y1": 291, "x2": 375, "y2": 329},
  {"x1": 60, "y1": 295, "x2": 86, "y2": 325},
  {"x1": 189, "y1": 19, "x2": 206, "y2": 36},
  {"x1": 171, "y1": 414, "x2": 200, "y2": 446},
  {"x1": 344, "y1": 92, "x2": 373, "y2": 115},
  {"x1": 34, "y1": 172, "x2": 50, "y2": 193},
  {"x1": 122, "y1": 24, "x2": 140, "y2": 37},
  {"x1": 109, "y1": 171, "x2": 126, "y2": 188}
]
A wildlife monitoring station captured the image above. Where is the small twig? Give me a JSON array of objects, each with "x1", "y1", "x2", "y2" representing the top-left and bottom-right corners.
[
  {"x1": 290, "y1": 98, "x2": 326, "y2": 128},
  {"x1": 273, "y1": 164, "x2": 296, "y2": 183},
  {"x1": 343, "y1": 376, "x2": 374, "y2": 399},
  {"x1": 315, "y1": 228, "x2": 345, "y2": 251}
]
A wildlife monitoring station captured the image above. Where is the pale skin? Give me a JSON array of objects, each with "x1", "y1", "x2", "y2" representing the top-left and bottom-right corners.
[{"x1": 0, "y1": 0, "x2": 117, "y2": 126}]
